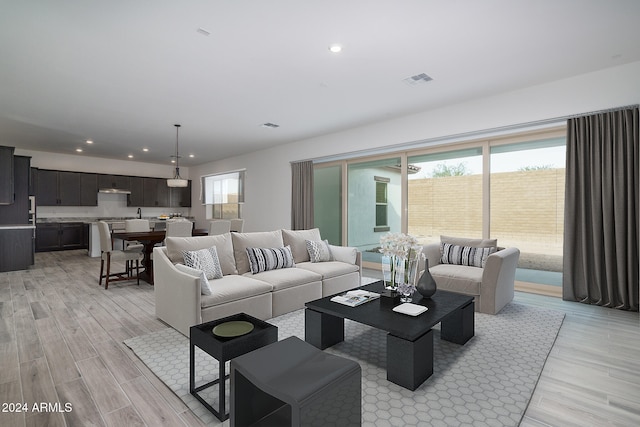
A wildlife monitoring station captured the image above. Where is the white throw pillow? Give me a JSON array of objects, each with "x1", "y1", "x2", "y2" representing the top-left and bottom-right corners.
[
  {"x1": 182, "y1": 246, "x2": 223, "y2": 280},
  {"x1": 306, "y1": 239, "x2": 332, "y2": 263},
  {"x1": 328, "y1": 245, "x2": 358, "y2": 264},
  {"x1": 174, "y1": 263, "x2": 213, "y2": 296}
]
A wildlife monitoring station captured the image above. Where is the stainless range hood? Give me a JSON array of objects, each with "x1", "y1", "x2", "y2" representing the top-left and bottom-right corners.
[{"x1": 98, "y1": 188, "x2": 131, "y2": 194}]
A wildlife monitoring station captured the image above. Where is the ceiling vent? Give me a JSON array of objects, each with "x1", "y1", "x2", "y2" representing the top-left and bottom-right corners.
[
  {"x1": 261, "y1": 123, "x2": 280, "y2": 128},
  {"x1": 403, "y1": 73, "x2": 433, "y2": 86}
]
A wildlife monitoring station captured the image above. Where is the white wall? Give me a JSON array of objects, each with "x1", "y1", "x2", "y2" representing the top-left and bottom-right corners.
[{"x1": 190, "y1": 61, "x2": 640, "y2": 233}]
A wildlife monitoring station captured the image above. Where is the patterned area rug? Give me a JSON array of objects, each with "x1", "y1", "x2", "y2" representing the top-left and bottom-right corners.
[{"x1": 125, "y1": 294, "x2": 564, "y2": 426}]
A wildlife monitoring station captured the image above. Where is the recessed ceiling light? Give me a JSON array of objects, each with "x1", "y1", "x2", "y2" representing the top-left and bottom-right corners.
[
  {"x1": 86, "y1": 140, "x2": 93, "y2": 144},
  {"x1": 76, "y1": 148, "x2": 83, "y2": 152},
  {"x1": 261, "y1": 122, "x2": 280, "y2": 128},
  {"x1": 171, "y1": 159, "x2": 176, "y2": 164},
  {"x1": 189, "y1": 154, "x2": 195, "y2": 158},
  {"x1": 128, "y1": 154, "x2": 134, "y2": 159},
  {"x1": 142, "y1": 148, "x2": 149, "y2": 152},
  {"x1": 328, "y1": 44, "x2": 342, "y2": 53}
]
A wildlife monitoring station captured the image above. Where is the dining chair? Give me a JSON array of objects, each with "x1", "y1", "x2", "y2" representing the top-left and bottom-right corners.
[
  {"x1": 125, "y1": 219, "x2": 151, "y2": 232},
  {"x1": 124, "y1": 219, "x2": 150, "y2": 249},
  {"x1": 123, "y1": 219, "x2": 150, "y2": 272},
  {"x1": 166, "y1": 220, "x2": 193, "y2": 237},
  {"x1": 230, "y1": 218, "x2": 244, "y2": 232},
  {"x1": 97, "y1": 221, "x2": 143, "y2": 289},
  {"x1": 209, "y1": 220, "x2": 231, "y2": 235}
]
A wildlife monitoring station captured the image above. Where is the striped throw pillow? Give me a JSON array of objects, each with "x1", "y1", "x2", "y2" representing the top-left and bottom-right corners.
[
  {"x1": 246, "y1": 246, "x2": 295, "y2": 274},
  {"x1": 440, "y1": 243, "x2": 496, "y2": 268}
]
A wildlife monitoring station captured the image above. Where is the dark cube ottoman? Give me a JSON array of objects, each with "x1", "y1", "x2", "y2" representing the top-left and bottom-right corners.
[{"x1": 230, "y1": 336, "x2": 361, "y2": 426}]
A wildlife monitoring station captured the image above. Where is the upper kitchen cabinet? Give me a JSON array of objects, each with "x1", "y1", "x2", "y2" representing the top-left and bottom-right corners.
[
  {"x1": 0, "y1": 156, "x2": 30, "y2": 224},
  {"x1": 98, "y1": 174, "x2": 130, "y2": 191},
  {"x1": 143, "y1": 177, "x2": 170, "y2": 207},
  {"x1": 170, "y1": 181, "x2": 192, "y2": 207},
  {"x1": 58, "y1": 171, "x2": 82, "y2": 205},
  {"x1": 35, "y1": 169, "x2": 59, "y2": 206},
  {"x1": 128, "y1": 176, "x2": 144, "y2": 206},
  {"x1": 35, "y1": 169, "x2": 98, "y2": 206},
  {"x1": 0, "y1": 146, "x2": 15, "y2": 204},
  {"x1": 79, "y1": 173, "x2": 98, "y2": 206}
]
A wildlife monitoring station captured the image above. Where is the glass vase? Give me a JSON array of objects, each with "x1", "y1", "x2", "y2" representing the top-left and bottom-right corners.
[
  {"x1": 393, "y1": 256, "x2": 405, "y2": 290},
  {"x1": 381, "y1": 255, "x2": 394, "y2": 290}
]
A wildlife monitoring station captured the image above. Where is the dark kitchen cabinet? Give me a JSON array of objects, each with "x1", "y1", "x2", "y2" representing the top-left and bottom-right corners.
[
  {"x1": 36, "y1": 222, "x2": 87, "y2": 252},
  {"x1": 30, "y1": 168, "x2": 188, "y2": 208},
  {"x1": 143, "y1": 177, "x2": 169, "y2": 207},
  {"x1": 35, "y1": 169, "x2": 98, "y2": 206},
  {"x1": 30, "y1": 167, "x2": 37, "y2": 196},
  {"x1": 60, "y1": 223, "x2": 85, "y2": 249},
  {"x1": 35, "y1": 169, "x2": 59, "y2": 206},
  {"x1": 170, "y1": 181, "x2": 192, "y2": 207},
  {"x1": 98, "y1": 174, "x2": 131, "y2": 191},
  {"x1": 0, "y1": 156, "x2": 31, "y2": 224},
  {"x1": 0, "y1": 228, "x2": 34, "y2": 272},
  {"x1": 0, "y1": 146, "x2": 15, "y2": 204},
  {"x1": 58, "y1": 171, "x2": 81, "y2": 205},
  {"x1": 128, "y1": 176, "x2": 144, "y2": 207},
  {"x1": 79, "y1": 173, "x2": 98, "y2": 206}
]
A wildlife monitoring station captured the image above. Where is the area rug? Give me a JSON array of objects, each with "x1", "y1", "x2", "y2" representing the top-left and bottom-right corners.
[{"x1": 125, "y1": 299, "x2": 564, "y2": 426}]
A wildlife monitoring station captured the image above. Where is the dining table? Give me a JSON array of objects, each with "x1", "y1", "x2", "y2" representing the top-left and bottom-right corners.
[{"x1": 111, "y1": 228, "x2": 208, "y2": 285}]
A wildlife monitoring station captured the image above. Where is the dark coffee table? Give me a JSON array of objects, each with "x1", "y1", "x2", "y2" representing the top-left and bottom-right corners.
[
  {"x1": 305, "y1": 281, "x2": 474, "y2": 390},
  {"x1": 190, "y1": 313, "x2": 278, "y2": 421}
]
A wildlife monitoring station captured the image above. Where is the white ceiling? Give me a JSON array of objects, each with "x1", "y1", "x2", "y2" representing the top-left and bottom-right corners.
[{"x1": 1, "y1": 0, "x2": 639, "y2": 166}]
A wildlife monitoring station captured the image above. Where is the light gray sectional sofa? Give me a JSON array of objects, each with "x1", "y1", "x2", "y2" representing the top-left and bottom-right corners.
[
  {"x1": 154, "y1": 228, "x2": 361, "y2": 336},
  {"x1": 419, "y1": 236, "x2": 520, "y2": 315}
]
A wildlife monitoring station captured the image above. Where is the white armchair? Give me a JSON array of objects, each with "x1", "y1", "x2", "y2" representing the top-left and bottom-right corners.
[{"x1": 419, "y1": 237, "x2": 520, "y2": 315}]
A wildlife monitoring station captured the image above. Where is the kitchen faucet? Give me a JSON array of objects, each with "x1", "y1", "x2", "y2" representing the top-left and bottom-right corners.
[{"x1": 137, "y1": 208, "x2": 142, "y2": 219}]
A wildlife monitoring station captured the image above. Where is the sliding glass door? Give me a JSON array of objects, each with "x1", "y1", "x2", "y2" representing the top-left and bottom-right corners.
[
  {"x1": 313, "y1": 164, "x2": 342, "y2": 245},
  {"x1": 407, "y1": 148, "x2": 483, "y2": 245},
  {"x1": 490, "y1": 138, "x2": 565, "y2": 286},
  {"x1": 347, "y1": 157, "x2": 402, "y2": 263},
  {"x1": 311, "y1": 129, "x2": 566, "y2": 289}
]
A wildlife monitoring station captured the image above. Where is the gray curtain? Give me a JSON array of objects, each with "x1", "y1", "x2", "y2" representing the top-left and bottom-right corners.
[
  {"x1": 291, "y1": 161, "x2": 314, "y2": 230},
  {"x1": 563, "y1": 106, "x2": 639, "y2": 311}
]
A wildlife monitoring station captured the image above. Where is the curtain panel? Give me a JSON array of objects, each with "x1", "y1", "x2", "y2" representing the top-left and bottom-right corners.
[
  {"x1": 291, "y1": 161, "x2": 314, "y2": 230},
  {"x1": 563, "y1": 106, "x2": 639, "y2": 311}
]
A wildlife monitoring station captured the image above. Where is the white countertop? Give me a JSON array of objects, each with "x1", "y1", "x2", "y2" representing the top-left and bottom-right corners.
[{"x1": 0, "y1": 224, "x2": 36, "y2": 230}]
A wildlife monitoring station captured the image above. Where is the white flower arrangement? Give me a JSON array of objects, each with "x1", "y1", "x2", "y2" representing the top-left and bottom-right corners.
[
  {"x1": 379, "y1": 232, "x2": 423, "y2": 290},
  {"x1": 379, "y1": 232, "x2": 422, "y2": 259}
]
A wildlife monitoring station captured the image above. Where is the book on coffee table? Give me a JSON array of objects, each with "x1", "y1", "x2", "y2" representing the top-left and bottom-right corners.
[{"x1": 331, "y1": 289, "x2": 380, "y2": 307}]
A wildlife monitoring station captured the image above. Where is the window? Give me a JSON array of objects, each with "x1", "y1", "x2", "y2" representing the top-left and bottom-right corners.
[
  {"x1": 202, "y1": 170, "x2": 245, "y2": 219},
  {"x1": 375, "y1": 177, "x2": 389, "y2": 230}
]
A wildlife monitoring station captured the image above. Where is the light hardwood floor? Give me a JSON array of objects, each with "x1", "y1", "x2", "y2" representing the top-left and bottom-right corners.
[{"x1": 0, "y1": 250, "x2": 638, "y2": 426}]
